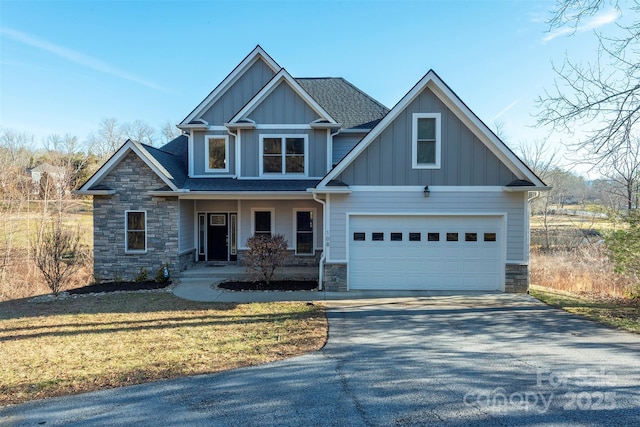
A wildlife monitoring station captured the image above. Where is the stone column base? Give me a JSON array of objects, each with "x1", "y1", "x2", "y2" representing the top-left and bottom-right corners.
[{"x1": 505, "y1": 264, "x2": 529, "y2": 293}]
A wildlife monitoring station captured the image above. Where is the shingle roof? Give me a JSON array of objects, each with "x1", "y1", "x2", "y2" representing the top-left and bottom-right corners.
[
  {"x1": 296, "y1": 78, "x2": 389, "y2": 129},
  {"x1": 143, "y1": 137, "x2": 189, "y2": 188},
  {"x1": 184, "y1": 178, "x2": 320, "y2": 192}
]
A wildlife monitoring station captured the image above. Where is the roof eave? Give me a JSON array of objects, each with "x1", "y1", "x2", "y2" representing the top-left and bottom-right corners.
[{"x1": 502, "y1": 185, "x2": 552, "y2": 193}]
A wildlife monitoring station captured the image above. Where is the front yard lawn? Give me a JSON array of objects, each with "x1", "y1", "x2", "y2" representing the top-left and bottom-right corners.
[
  {"x1": 0, "y1": 292, "x2": 327, "y2": 406},
  {"x1": 530, "y1": 285, "x2": 640, "y2": 333}
]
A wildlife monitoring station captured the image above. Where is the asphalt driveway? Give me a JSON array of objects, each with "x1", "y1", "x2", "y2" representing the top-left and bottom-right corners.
[{"x1": 2, "y1": 294, "x2": 640, "y2": 426}]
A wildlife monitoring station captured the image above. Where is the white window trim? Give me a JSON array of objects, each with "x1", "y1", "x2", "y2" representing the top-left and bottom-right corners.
[
  {"x1": 293, "y1": 208, "x2": 316, "y2": 255},
  {"x1": 259, "y1": 134, "x2": 309, "y2": 177},
  {"x1": 412, "y1": 113, "x2": 441, "y2": 169},
  {"x1": 125, "y1": 210, "x2": 147, "y2": 253},
  {"x1": 251, "y1": 208, "x2": 275, "y2": 236},
  {"x1": 205, "y1": 135, "x2": 229, "y2": 173}
]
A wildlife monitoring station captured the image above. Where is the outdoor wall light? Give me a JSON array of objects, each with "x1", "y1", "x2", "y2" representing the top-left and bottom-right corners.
[{"x1": 423, "y1": 185, "x2": 430, "y2": 198}]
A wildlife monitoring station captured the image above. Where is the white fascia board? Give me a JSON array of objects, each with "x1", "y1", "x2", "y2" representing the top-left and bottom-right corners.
[
  {"x1": 129, "y1": 141, "x2": 179, "y2": 191},
  {"x1": 78, "y1": 140, "x2": 178, "y2": 192},
  {"x1": 348, "y1": 185, "x2": 505, "y2": 192},
  {"x1": 72, "y1": 189, "x2": 116, "y2": 196},
  {"x1": 311, "y1": 122, "x2": 342, "y2": 129},
  {"x1": 424, "y1": 77, "x2": 545, "y2": 187},
  {"x1": 308, "y1": 187, "x2": 352, "y2": 194},
  {"x1": 180, "y1": 46, "x2": 281, "y2": 126},
  {"x1": 502, "y1": 185, "x2": 551, "y2": 192},
  {"x1": 177, "y1": 123, "x2": 209, "y2": 130},
  {"x1": 318, "y1": 70, "x2": 546, "y2": 188},
  {"x1": 317, "y1": 71, "x2": 436, "y2": 187},
  {"x1": 227, "y1": 69, "x2": 338, "y2": 125},
  {"x1": 148, "y1": 190, "x2": 190, "y2": 196},
  {"x1": 178, "y1": 191, "x2": 315, "y2": 200}
]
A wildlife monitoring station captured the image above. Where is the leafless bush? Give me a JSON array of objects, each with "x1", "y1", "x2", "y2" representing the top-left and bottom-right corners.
[
  {"x1": 32, "y1": 221, "x2": 82, "y2": 295},
  {"x1": 244, "y1": 234, "x2": 289, "y2": 285}
]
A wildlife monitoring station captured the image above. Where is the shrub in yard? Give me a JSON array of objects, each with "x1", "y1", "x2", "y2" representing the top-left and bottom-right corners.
[
  {"x1": 134, "y1": 267, "x2": 148, "y2": 283},
  {"x1": 32, "y1": 220, "x2": 81, "y2": 295},
  {"x1": 244, "y1": 234, "x2": 289, "y2": 285},
  {"x1": 605, "y1": 211, "x2": 640, "y2": 283},
  {"x1": 155, "y1": 262, "x2": 170, "y2": 283}
]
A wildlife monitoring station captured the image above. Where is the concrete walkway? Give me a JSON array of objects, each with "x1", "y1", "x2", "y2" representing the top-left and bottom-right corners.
[{"x1": 173, "y1": 264, "x2": 501, "y2": 302}]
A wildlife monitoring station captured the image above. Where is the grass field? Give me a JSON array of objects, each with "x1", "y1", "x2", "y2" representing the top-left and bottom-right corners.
[
  {"x1": 0, "y1": 292, "x2": 327, "y2": 406},
  {"x1": 530, "y1": 286, "x2": 640, "y2": 334}
]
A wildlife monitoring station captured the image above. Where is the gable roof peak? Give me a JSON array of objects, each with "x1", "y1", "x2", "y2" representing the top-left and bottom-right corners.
[{"x1": 179, "y1": 46, "x2": 281, "y2": 127}]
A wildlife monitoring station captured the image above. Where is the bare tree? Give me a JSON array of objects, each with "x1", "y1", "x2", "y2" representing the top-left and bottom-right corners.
[
  {"x1": 121, "y1": 120, "x2": 157, "y2": 146},
  {"x1": 0, "y1": 129, "x2": 34, "y2": 287},
  {"x1": 32, "y1": 219, "x2": 81, "y2": 295},
  {"x1": 537, "y1": 0, "x2": 640, "y2": 165},
  {"x1": 87, "y1": 118, "x2": 124, "y2": 160},
  {"x1": 160, "y1": 120, "x2": 181, "y2": 142},
  {"x1": 598, "y1": 136, "x2": 640, "y2": 211}
]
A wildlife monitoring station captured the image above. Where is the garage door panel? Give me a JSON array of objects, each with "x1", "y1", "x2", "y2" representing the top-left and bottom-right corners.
[{"x1": 349, "y1": 215, "x2": 502, "y2": 291}]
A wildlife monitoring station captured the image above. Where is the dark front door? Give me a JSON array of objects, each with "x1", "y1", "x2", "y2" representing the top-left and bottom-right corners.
[{"x1": 207, "y1": 213, "x2": 228, "y2": 261}]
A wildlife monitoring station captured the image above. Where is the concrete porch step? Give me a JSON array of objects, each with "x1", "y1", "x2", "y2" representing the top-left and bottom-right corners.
[{"x1": 179, "y1": 264, "x2": 319, "y2": 281}]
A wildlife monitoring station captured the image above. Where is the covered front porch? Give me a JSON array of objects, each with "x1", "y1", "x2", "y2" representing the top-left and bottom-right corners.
[{"x1": 179, "y1": 194, "x2": 324, "y2": 267}]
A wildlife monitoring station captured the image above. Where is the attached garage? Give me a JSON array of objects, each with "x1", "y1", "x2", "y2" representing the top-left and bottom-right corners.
[{"x1": 348, "y1": 215, "x2": 504, "y2": 291}]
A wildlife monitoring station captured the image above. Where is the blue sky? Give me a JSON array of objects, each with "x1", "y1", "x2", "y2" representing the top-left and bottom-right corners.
[{"x1": 0, "y1": 0, "x2": 621, "y2": 174}]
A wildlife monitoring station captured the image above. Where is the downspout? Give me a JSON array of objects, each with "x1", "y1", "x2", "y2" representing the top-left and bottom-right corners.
[
  {"x1": 313, "y1": 127, "x2": 340, "y2": 290},
  {"x1": 312, "y1": 191, "x2": 326, "y2": 291}
]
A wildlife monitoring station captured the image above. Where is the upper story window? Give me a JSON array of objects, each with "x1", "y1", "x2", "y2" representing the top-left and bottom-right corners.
[
  {"x1": 412, "y1": 113, "x2": 441, "y2": 169},
  {"x1": 205, "y1": 135, "x2": 229, "y2": 173},
  {"x1": 260, "y1": 135, "x2": 307, "y2": 176}
]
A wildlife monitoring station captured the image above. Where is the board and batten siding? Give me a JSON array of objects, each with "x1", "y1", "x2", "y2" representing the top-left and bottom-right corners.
[
  {"x1": 332, "y1": 133, "x2": 366, "y2": 166},
  {"x1": 327, "y1": 189, "x2": 527, "y2": 262},
  {"x1": 238, "y1": 199, "x2": 323, "y2": 250},
  {"x1": 191, "y1": 131, "x2": 236, "y2": 176},
  {"x1": 240, "y1": 128, "x2": 328, "y2": 177},
  {"x1": 246, "y1": 82, "x2": 321, "y2": 124},
  {"x1": 199, "y1": 58, "x2": 276, "y2": 126},
  {"x1": 335, "y1": 87, "x2": 518, "y2": 186},
  {"x1": 179, "y1": 199, "x2": 195, "y2": 253}
]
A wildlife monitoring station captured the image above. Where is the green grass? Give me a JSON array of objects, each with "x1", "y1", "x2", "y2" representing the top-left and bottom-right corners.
[
  {"x1": 530, "y1": 286, "x2": 640, "y2": 333},
  {"x1": 0, "y1": 292, "x2": 327, "y2": 406}
]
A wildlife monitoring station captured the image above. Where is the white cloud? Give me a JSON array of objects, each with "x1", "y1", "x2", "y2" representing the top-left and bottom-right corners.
[
  {"x1": 542, "y1": 8, "x2": 620, "y2": 43},
  {"x1": 0, "y1": 27, "x2": 169, "y2": 93}
]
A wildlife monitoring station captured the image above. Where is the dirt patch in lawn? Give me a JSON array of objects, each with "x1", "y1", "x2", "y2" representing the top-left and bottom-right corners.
[
  {"x1": 218, "y1": 280, "x2": 318, "y2": 291},
  {"x1": 67, "y1": 281, "x2": 172, "y2": 294}
]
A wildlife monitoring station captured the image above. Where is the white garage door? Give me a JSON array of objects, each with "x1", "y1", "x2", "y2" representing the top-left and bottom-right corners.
[{"x1": 348, "y1": 215, "x2": 503, "y2": 290}]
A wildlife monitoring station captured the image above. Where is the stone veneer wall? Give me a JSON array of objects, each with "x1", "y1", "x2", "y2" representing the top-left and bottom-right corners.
[
  {"x1": 505, "y1": 264, "x2": 529, "y2": 293},
  {"x1": 93, "y1": 152, "x2": 182, "y2": 282},
  {"x1": 323, "y1": 263, "x2": 347, "y2": 292},
  {"x1": 320, "y1": 263, "x2": 528, "y2": 293}
]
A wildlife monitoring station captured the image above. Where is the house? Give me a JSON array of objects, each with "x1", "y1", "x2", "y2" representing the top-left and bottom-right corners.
[
  {"x1": 29, "y1": 163, "x2": 67, "y2": 196},
  {"x1": 76, "y1": 46, "x2": 547, "y2": 292}
]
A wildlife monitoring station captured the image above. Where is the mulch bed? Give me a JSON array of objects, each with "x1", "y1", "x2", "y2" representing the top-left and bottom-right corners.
[
  {"x1": 218, "y1": 280, "x2": 318, "y2": 291},
  {"x1": 67, "y1": 281, "x2": 172, "y2": 294}
]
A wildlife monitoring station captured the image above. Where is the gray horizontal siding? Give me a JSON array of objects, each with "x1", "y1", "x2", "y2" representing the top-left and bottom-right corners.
[
  {"x1": 327, "y1": 190, "x2": 527, "y2": 262},
  {"x1": 240, "y1": 129, "x2": 328, "y2": 177},
  {"x1": 192, "y1": 131, "x2": 235, "y2": 176},
  {"x1": 335, "y1": 87, "x2": 518, "y2": 186},
  {"x1": 247, "y1": 82, "x2": 320, "y2": 124},
  {"x1": 200, "y1": 58, "x2": 276, "y2": 125}
]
